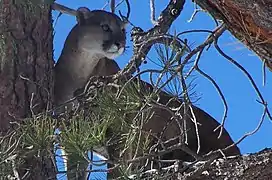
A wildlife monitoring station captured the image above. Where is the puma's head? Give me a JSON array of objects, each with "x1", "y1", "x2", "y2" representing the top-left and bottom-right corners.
[
  {"x1": 65, "y1": 7, "x2": 127, "y2": 59},
  {"x1": 54, "y1": 8, "x2": 126, "y2": 112}
]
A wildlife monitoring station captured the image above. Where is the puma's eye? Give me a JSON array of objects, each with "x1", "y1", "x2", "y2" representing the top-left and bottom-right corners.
[
  {"x1": 121, "y1": 28, "x2": 126, "y2": 34},
  {"x1": 101, "y1": 24, "x2": 111, "y2": 32}
]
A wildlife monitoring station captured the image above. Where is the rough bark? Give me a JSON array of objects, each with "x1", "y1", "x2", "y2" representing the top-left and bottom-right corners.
[
  {"x1": 186, "y1": 148, "x2": 272, "y2": 180},
  {"x1": 195, "y1": 0, "x2": 272, "y2": 71},
  {"x1": 0, "y1": 0, "x2": 55, "y2": 179},
  {"x1": 0, "y1": 1, "x2": 54, "y2": 132}
]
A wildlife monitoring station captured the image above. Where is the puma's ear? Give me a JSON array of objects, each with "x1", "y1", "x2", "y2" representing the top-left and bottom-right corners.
[
  {"x1": 76, "y1": 7, "x2": 91, "y2": 25},
  {"x1": 122, "y1": 21, "x2": 129, "y2": 29}
]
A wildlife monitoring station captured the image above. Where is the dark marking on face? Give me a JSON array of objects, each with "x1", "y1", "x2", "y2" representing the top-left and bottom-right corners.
[{"x1": 75, "y1": 9, "x2": 127, "y2": 54}]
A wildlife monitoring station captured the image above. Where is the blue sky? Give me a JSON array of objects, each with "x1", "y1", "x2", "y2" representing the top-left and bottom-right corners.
[{"x1": 53, "y1": 0, "x2": 272, "y2": 178}]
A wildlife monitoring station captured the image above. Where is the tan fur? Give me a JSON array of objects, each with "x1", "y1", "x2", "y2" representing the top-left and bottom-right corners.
[
  {"x1": 54, "y1": 8, "x2": 126, "y2": 179},
  {"x1": 54, "y1": 7, "x2": 240, "y2": 179},
  {"x1": 54, "y1": 9, "x2": 126, "y2": 114}
]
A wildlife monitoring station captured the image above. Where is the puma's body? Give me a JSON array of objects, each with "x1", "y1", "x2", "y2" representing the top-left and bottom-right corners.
[
  {"x1": 53, "y1": 8, "x2": 126, "y2": 179},
  {"x1": 54, "y1": 9, "x2": 126, "y2": 113},
  {"x1": 54, "y1": 7, "x2": 240, "y2": 179}
]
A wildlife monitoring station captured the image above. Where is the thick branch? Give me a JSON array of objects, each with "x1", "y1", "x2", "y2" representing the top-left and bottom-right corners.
[
  {"x1": 194, "y1": 0, "x2": 272, "y2": 71},
  {"x1": 188, "y1": 148, "x2": 272, "y2": 180},
  {"x1": 120, "y1": 0, "x2": 186, "y2": 76}
]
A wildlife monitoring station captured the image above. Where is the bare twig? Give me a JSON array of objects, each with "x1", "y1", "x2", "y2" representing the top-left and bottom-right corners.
[
  {"x1": 110, "y1": 0, "x2": 116, "y2": 13},
  {"x1": 150, "y1": 0, "x2": 158, "y2": 25},
  {"x1": 188, "y1": 3, "x2": 204, "y2": 23},
  {"x1": 119, "y1": 0, "x2": 186, "y2": 76},
  {"x1": 102, "y1": 1, "x2": 110, "y2": 10},
  {"x1": 214, "y1": 38, "x2": 272, "y2": 121},
  {"x1": 185, "y1": 48, "x2": 228, "y2": 138},
  {"x1": 126, "y1": 143, "x2": 197, "y2": 164},
  {"x1": 51, "y1": 3, "x2": 77, "y2": 17},
  {"x1": 119, "y1": 0, "x2": 131, "y2": 21},
  {"x1": 262, "y1": 58, "x2": 267, "y2": 86},
  {"x1": 224, "y1": 103, "x2": 267, "y2": 151}
]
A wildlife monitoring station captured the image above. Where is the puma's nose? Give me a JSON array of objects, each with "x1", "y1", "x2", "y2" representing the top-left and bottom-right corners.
[
  {"x1": 115, "y1": 41, "x2": 125, "y2": 49},
  {"x1": 115, "y1": 42, "x2": 121, "y2": 48}
]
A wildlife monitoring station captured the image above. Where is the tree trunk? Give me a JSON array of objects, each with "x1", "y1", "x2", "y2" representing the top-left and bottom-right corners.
[
  {"x1": 0, "y1": 0, "x2": 55, "y2": 179},
  {"x1": 195, "y1": 0, "x2": 272, "y2": 71},
  {"x1": 0, "y1": 0, "x2": 54, "y2": 132}
]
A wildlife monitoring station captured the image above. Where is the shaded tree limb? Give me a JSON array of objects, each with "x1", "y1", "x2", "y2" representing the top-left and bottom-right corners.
[{"x1": 194, "y1": 0, "x2": 272, "y2": 71}]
